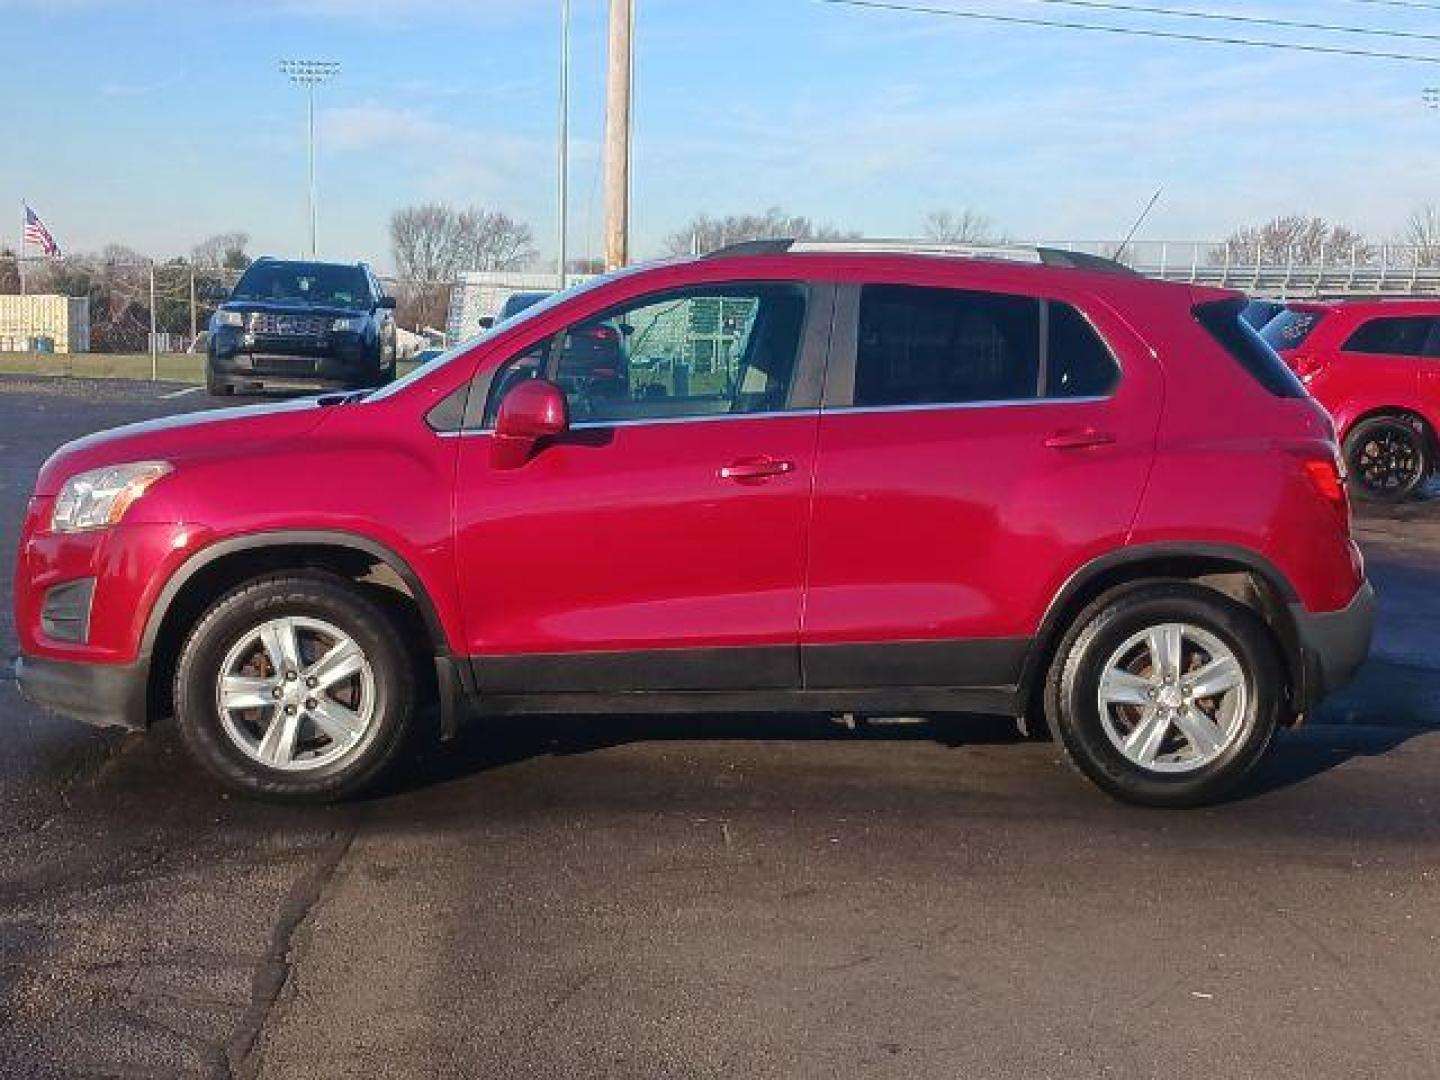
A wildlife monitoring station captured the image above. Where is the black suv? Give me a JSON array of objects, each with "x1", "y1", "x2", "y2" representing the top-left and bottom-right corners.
[{"x1": 207, "y1": 258, "x2": 398, "y2": 396}]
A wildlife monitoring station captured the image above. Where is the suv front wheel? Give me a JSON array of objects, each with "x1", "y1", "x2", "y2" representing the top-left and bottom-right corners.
[
  {"x1": 1045, "y1": 584, "x2": 1282, "y2": 807},
  {"x1": 173, "y1": 572, "x2": 415, "y2": 801}
]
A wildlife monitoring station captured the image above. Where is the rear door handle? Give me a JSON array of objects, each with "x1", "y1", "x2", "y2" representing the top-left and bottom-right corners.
[
  {"x1": 720, "y1": 456, "x2": 796, "y2": 483},
  {"x1": 1044, "y1": 428, "x2": 1116, "y2": 450}
]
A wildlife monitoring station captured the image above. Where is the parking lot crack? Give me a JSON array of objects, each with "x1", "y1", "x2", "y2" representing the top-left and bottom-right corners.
[{"x1": 219, "y1": 820, "x2": 359, "y2": 1080}]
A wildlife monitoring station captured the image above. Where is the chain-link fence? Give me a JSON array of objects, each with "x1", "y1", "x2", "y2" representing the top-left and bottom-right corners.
[
  {"x1": 0, "y1": 255, "x2": 584, "y2": 365},
  {"x1": 8, "y1": 240, "x2": 1440, "y2": 377}
]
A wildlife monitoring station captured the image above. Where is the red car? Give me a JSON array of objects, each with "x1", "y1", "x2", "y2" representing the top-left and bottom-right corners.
[
  {"x1": 14, "y1": 243, "x2": 1374, "y2": 807},
  {"x1": 1261, "y1": 299, "x2": 1440, "y2": 500}
]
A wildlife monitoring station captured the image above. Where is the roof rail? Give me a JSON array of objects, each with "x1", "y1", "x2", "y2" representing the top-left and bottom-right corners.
[{"x1": 703, "y1": 238, "x2": 1137, "y2": 275}]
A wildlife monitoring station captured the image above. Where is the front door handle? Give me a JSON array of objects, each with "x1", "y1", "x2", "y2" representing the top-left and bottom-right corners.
[
  {"x1": 720, "y1": 456, "x2": 796, "y2": 483},
  {"x1": 1044, "y1": 428, "x2": 1116, "y2": 450}
]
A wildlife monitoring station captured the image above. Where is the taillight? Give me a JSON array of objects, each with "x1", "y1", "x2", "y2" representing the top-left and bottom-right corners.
[
  {"x1": 1301, "y1": 455, "x2": 1350, "y2": 528},
  {"x1": 1291, "y1": 353, "x2": 1325, "y2": 380}
]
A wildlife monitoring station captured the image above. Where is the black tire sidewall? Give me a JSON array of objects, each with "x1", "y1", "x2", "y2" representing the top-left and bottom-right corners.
[
  {"x1": 1049, "y1": 585, "x2": 1281, "y2": 807},
  {"x1": 1345, "y1": 417, "x2": 1432, "y2": 502},
  {"x1": 174, "y1": 574, "x2": 414, "y2": 802}
]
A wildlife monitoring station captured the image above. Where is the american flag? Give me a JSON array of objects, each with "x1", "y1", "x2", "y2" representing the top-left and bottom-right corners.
[{"x1": 23, "y1": 205, "x2": 61, "y2": 257}]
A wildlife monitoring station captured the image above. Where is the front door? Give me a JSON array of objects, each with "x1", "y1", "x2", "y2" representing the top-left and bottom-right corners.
[
  {"x1": 453, "y1": 281, "x2": 830, "y2": 693},
  {"x1": 801, "y1": 281, "x2": 1161, "y2": 689}
]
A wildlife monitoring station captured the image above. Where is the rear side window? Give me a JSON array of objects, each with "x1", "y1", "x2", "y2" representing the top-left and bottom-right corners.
[
  {"x1": 1194, "y1": 299, "x2": 1306, "y2": 399},
  {"x1": 1048, "y1": 303, "x2": 1120, "y2": 398},
  {"x1": 853, "y1": 286, "x2": 1118, "y2": 408},
  {"x1": 1259, "y1": 308, "x2": 1325, "y2": 352},
  {"x1": 1342, "y1": 317, "x2": 1434, "y2": 357}
]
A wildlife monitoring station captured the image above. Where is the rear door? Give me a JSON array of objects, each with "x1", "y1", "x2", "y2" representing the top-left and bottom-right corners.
[
  {"x1": 1421, "y1": 320, "x2": 1440, "y2": 422},
  {"x1": 1327, "y1": 315, "x2": 1428, "y2": 431},
  {"x1": 800, "y1": 281, "x2": 1161, "y2": 690}
]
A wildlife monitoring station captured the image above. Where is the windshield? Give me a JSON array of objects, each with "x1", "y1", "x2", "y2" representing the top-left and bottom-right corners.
[
  {"x1": 500, "y1": 292, "x2": 552, "y2": 320},
  {"x1": 365, "y1": 269, "x2": 642, "y2": 404},
  {"x1": 231, "y1": 262, "x2": 373, "y2": 309}
]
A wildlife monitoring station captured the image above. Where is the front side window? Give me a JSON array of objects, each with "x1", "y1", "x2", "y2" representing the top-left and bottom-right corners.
[
  {"x1": 1342, "y1": 317, "x2": 1434, "y2": 357},
  {"x1": 853, "y1": 286, "x2": 1118, "y2": 408},
  {"x1": 486, "y1": 283, "x2": 808, "y2": 425}
]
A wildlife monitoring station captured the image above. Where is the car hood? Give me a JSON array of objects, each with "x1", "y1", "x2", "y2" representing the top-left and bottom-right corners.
[{"x1": 34, "y1": 396, "x2": 333, "y2": 497}]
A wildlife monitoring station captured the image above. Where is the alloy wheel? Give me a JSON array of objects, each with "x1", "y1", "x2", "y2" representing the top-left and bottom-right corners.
[
  {"x1": 215, "y1": 616, "x2": 377, "y2": 772},
  {"x1": 1096, "y1": 622, "x2": 1250, "y2": 775},
  {"x1": 1354, "y1": 427, "x2": 1423, "y2": 495}
]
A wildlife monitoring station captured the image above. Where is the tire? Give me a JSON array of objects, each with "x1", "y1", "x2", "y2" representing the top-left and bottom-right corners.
[
  {"x1": 1344, "y1": 415, "x2": 1432, "y2": 502},
  {"x1": 206, "y1": 369, "x2": 232, "y2": 397},
  {"x1": 1044, "y1": 583, "x2": 1282, "y2": 808},
  {"x1": 173, "y1": 572, "x2": 416, "y2": 802}
]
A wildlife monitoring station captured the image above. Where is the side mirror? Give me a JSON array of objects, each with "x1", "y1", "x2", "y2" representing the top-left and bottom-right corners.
[
  {"x1": 619, "y1": 322, "x2": 635, "y2": 337},
  {"x1": 478, "y1": 316, "x2": 496, "y2": 331},
  {"x1": 205, "y1": 284, "x2": 232, "y2": 303},
  {"x1": 377, "y1": 296, "x2": 397, "y2": 310},
  {"x1": 492, "y1": 379, "x2": 569, "y2": 469}
]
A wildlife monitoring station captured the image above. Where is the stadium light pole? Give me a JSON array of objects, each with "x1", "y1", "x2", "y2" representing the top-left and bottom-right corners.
[
  {"x1": 558, "y1": 0, "x2": 571, "y2": 289},
  {"x1": 280, "y1": 59, "x2": 341, "y2": 258}
]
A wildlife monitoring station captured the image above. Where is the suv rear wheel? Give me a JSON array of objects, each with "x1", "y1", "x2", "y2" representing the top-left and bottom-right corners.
[
  {"x1": 1045, "y1": 583, "x2": 1282, "y2": 807},
  {"x1": 173, "y1": 572, "x2": 415, "y2": 802},
  {"x1": 1344, "y1": 415, "x2": 1432, "y2": 502}
]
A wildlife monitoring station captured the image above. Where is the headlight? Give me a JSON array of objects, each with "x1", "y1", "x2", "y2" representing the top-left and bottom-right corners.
[
  {"x1": 51, "y1": 462, "x2": 173, "y2": 533},
  {"x1": 331, "y1": 317, "x2": 365, "y2": 333},
  {"x1": 215, "y1": 311, "x2": 245, "y2": 329}
]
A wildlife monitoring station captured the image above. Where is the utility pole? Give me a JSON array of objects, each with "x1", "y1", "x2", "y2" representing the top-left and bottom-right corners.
[
  {"x1": 280, "y1": 59, "x2": 341, "y2": 258},
  {"x1": 603, "y1": 0, "x2": 634, "y2": 271},
  {"x1": 558, "y1": 0, "x2": 571, "y2": 289}
]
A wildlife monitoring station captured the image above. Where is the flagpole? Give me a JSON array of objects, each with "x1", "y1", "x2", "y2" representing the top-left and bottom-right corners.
[{"x1": 18, "y1": 200, "x2": 27, "y2": 299}]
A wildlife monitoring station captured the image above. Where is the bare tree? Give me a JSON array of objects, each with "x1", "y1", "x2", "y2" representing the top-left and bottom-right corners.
[
  {"x1": 1404, "y1": 204, "x2": 1440, "y2": 266},
  {"x1": 922, "y1": 209, "x2": 1006, "y2": 244},
  {"x1": 661, "y1": 208, "x2": 858, "y2": 256},
  {"x1": 461, "y1": 210, "x2": 536, "y2": 272},
  {"x1": 390, "y1": 203, "x2": 537, "y2": 330},
  {"x1": 191, "y1": 232, "x2": 252, "y2": 271},
  {"x1": 0, "y1": 248, "x2": 18, "y2": 294},
  {"x1": 1219, "y1": 215, "x2": 1371, "y2": 265}
]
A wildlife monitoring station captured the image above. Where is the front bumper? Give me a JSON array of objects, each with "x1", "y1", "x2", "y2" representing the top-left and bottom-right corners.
[
  {"x1": 209, "y1": 331, "x2": 379, "y2": 388},
  {"x1": 1290, "y1": 580, "x2": 1376, "y2": 715},
  {"x1": 14, "y1": 654, "x2": 149, "y2": 732}
]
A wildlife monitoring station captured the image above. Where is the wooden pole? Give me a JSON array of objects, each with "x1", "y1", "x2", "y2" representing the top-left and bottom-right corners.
[{"x1": 603, "y1": 0, "x2": 634, "y2": 271}]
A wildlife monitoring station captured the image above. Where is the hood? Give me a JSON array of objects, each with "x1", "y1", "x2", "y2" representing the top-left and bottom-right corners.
[{"x1": 34, "y1": 397, "x2": 333, "y2": 497}]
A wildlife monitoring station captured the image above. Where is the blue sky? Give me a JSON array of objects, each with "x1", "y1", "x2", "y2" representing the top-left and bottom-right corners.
[{"x1": 3, "y1": 0, "x2": 1440, "y2": 271}]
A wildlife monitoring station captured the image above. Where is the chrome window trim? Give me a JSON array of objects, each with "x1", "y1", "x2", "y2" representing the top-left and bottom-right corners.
[
  {"x1": 435, "y1": 408, "x2": 815, "y2": 438},
  {"x1": 820, "y1": 395, "x2": 1112, "y2": 417},
  {"x1": 432, "y1": 395, "x2": 1113, "y2": 438}
]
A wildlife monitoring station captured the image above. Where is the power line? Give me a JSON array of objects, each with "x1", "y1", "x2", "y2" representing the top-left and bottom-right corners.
[
  {"x1": 1020, "y1": 0, "x2": 1440, "y2": 44},
  {"x1": 815, "y1": 0, "x2": 1440, "y2": 63},
  {"x1": 1335, "y1": 0, "x2": 1440, "y2": 12}
]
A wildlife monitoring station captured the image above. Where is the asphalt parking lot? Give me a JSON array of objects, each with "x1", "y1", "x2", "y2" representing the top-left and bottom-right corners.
[{"x1": 0, "y1": 374, "x2": 1437, "y2": 1080}]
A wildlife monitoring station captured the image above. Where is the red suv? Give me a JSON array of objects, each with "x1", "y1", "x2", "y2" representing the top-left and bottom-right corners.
[
  {"x1": 1261, "y1": 299, "x2": 1440, "y2": 500},
  {"x1": 14, "y1": 243, "x2": 1374, "y2": 807}
]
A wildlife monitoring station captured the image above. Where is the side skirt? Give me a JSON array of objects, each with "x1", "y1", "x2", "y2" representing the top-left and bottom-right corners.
[{"x1": 465, "y1": 686, "x2": 1022, "y2": 719}]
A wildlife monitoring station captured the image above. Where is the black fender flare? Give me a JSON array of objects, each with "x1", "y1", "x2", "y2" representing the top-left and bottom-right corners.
[
  {"x1": 139, "y1": 529, "x2": 452, "y2": 657},
  {"x1": 1019, "y1": 542, "x2": 1303, "y2": 705}
]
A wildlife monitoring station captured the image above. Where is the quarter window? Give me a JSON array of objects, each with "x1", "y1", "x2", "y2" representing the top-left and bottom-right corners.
[
  {"x1": 853, "y1": 286, "x2": 1118, "y2": 408},
  {"x1": 1342, "y1": 317, "x2": 1434, "y2": 357},
  {"x1": 486, "y1": 284, "x2": 808, "y2": 425}
]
